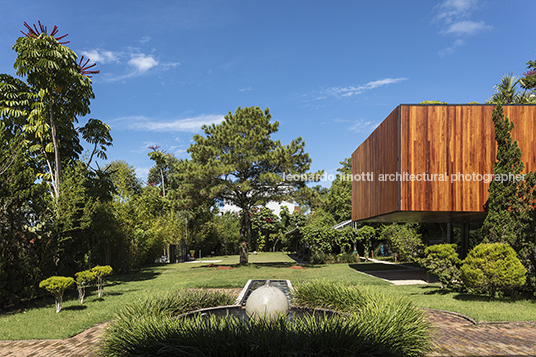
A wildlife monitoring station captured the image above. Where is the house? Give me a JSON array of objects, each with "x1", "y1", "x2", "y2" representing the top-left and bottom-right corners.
[{"x1": 351, "y1": 104, "x2": 536, "y2": 255}]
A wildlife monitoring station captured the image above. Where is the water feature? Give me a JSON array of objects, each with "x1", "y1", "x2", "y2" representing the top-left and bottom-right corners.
[{"x1": 182, "y1": 279, "x2": 339, "y2": 321}]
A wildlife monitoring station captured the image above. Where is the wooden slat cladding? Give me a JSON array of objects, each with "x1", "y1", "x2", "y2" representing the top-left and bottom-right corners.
[
  {"x1": 353, "y1": 104, "x2": 536, "y2": 223},
  {"x1": 351, "y1": 107, "x2": 399, "y2": 221}
]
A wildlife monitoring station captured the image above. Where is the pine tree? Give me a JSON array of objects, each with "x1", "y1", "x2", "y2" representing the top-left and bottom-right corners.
[{"x1": 481, "y1": 104, "x2": 536, "y2": 269}]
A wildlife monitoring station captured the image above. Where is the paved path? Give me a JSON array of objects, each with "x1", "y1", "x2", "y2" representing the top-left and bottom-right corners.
[{"x1": 1, "y1": 311, "x2": 536, "y2": 356}]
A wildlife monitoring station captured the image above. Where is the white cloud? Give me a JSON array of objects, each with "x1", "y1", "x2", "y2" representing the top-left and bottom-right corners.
[
  {"x1": 326, "y1": 77, "x2": 408, "y2": 98},
  {"x1": 81, "y1": 49, "x2": 119, "y2": 64},
  {"x1": 128, "y1": 53, "x2": 159, "y2": 73},
  {"x1": 441, "y1": 20, "x2": 491, "y2": 35},
  {"x1": 140, "y1": 36, "x2": 152, "y2": 44},
  {"x1": 348, "y1": 120, "x2": 380, "y2": 133},
  {"x1": 439, "y1": 39, "x2": 465, "y2": 56},
  {"x1": 114, "y1": 114, "x2": 225, "y2": 132},
  {"x1": 435, "y1": 0, "x2": 478, "y2": 23},
  {"x1": 434, "y1": 0, "x2": 492, "y2": 37}
]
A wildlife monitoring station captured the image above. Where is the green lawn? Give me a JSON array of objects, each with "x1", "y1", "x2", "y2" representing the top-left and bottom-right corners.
[{"x1": 1, "y1": 252, "x2": 535, "y2": 340}]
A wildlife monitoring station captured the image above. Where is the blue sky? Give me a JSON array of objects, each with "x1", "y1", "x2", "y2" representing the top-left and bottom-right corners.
[{"x1": 1, "y1": 0, "x2": 535, "y2": 187}]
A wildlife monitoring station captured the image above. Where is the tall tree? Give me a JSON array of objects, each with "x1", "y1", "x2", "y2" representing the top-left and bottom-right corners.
[
  {"x1": 1, "y1": 22, "x2": 98, "y2": 202},
  {"x1": 180, "y1": 106, "x2": 318, "y2": 263},
  {"x1": 481, "y1": 104, "x2": 536, "y2": 270}
]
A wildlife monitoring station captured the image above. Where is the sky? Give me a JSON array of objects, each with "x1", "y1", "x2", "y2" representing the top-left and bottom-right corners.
[{"x1": 1, "y1": 0, "x2": 535, "y2": 188}]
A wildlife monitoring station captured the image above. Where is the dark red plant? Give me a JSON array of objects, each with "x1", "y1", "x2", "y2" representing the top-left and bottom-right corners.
[
  {"x1": 21, "y1": 21, "x2": 69, "y2": 44},
  {"x1": 148, "y1": 145, "x2": 162, "y2": 151},
  {"x1": 524, "y1": 69, "x2": 536, "y2": 77},
  {"x1": 77, "y1": 56, "x2": 100, "y2": 77}
]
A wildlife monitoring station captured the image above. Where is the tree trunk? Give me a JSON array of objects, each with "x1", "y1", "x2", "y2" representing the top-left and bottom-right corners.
[{"x1": 49, "y1": 91, "x2": 61, "y2": 202}]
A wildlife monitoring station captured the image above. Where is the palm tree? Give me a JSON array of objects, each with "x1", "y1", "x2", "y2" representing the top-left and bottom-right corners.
[{"x1": 487, "y1": 73, "x2": 536, "y2": 104}]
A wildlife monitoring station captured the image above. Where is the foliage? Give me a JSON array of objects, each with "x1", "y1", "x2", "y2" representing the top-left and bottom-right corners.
[
  {"x1": 294, "y1": 184, "x2": 328, "y2": 213},
  {"x1": 91, "y1": 265, "x2": 113, "y2": 297},
  {"x1": 39, "y1": 276, "x2": 75, "y2": 312},
  {"x1": 179, "y1": 106, "x2": 319, "y2": 263},
  {"x1": 461, "y1": 243, "x2": 527, "y2": 298},
  {"x1": 380, "y1": 223, "x2": 423, "y2": 262},
  {"x1": 487, "y1": 73, "x2": 536, "y2": 104},
  {"x1": 481, "y1": 104, "x2": 536, "y2": 273},
  {"x1": 419, "y1": 244, "x2": 463, "y2": 291},
  {"x1": 100, "y1": 282, "x2": 429, "y2": 357},
  {"x1": 324, "y1": 157, "x2": 352, "y2": 222},
  {"x1": 251, "y1": 207, "x2": 281, "y2": 251},
  {"x1": 419, "y1": 100, "x2": 447, "y2": 104},
  {"x1": 212, "y1": 212, "x2": 241, "y2": 255},
  {"x1": 2, "y1": 23, "x2": 97, "y2": 201},
  {"x1": 0, "y1": 123, "x2": 52, "y2": 307},
  {"x1": 74, "y1": 270, "x2": 95, "y2": 304},
  {"x1": 78, "y1": 118, "x2": 113, "y2": 168},
  {"x1": 293, "y1": 281, "x2": 431, "y2": 357},
  {"x1": 520, "y1": 59, "x2": 536, "y2": 90},
  {"x1": 356, "y1": 225, "x2": 376, "y2": 258}
]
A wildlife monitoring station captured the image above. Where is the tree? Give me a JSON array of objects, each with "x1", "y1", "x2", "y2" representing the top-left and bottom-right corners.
[
  {"x1": 1, "y1": 22, "x2": 98, "y2": 202},
  {"x1": 79, "y1": 118, "x2": 113, "y2": 168},
  {"x1": 486, "y1": 73, "x2": 535, "y2": 104},
  {"x1": 324, "y1": 158, "x2": 352, "y2": 222},
  {"x1": 481, "y1": 104, "x2": 536, "y2": 270},
  {"x1": 294, "y1": 185, "x2": 328, "y2": 213},
  {"x1": 181, "y1": 106, "x2": 319, "y2": 263},
  {"x1": 520, "y1": 60, "x2": 536, "y2": 90}
]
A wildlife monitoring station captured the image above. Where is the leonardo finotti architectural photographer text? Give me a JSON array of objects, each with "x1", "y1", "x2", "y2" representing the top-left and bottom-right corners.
[{"x1": 283, "y1": 172, "x2": 527, "y2": 184}]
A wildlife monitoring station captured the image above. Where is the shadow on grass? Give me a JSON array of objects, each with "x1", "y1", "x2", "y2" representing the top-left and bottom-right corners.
[
  {"x1": 191, "y1": 262, "x2": 322, "y2": 269},
  {"x1": 348, "y1": 263, "x2": 408, "y2": 272},
  {"x1": 108, "y1": 267, "x2": 162, "y2": 285},
  {"x1": 63, "y1": 305, "x2": 87, "y2": 311}
]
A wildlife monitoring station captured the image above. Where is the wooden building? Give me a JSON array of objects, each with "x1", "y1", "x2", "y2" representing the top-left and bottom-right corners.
[{"x1": 351, "y1": 104, "x2": 536, "y2": 225}]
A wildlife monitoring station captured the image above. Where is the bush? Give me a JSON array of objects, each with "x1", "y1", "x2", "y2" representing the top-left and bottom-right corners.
[
  {"x1": 310, "y1": 252, "x2": 329, "y2": 264},
  {"x1": 380, "y1": 223, "x2": 424, "y2": 262},
  {"x1": 461, "y1": 243, "x2": 527, "y2": 298},
  {"x1": 419, "y1": 244, "x2": 464, "y2": 291},
  {"x1": 100, "y1": 284, "x2": 431, "y2": 357},
  {"x1": 75, "y1": 270, "x2": 95, "y2": 304},
  {"x1": 39, "y1": 276, "x2": 75, "y2": 313},
  {"x1": 91, "y1": 265, "x2": 113, "y2": 297}
]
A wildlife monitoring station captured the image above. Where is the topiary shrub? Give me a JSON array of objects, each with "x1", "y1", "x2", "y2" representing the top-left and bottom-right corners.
[
  {"x1": 461, "y1": 243, "x2": 527, "y2": 298},
  {"x1": 419, "y1": 244, "x2": 464, "y2": 291},
  {"x1": 75, "y1": 270, "x2": 95, "y2": 304},
  {"x1": 39, "y1": 276, "x2": 75, "y2": 313},
  {"x1": 91, "y1": 265, "x2": 113, "y2": 297}
]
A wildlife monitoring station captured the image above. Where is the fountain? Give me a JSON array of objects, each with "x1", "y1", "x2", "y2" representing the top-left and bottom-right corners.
[{"x1": 182, "y1": 279, "x2": 338, "y2": 321}]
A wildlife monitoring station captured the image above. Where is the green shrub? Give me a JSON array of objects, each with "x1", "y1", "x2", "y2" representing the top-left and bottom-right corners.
[
  {"x1": 91, "y1": 265, "x2": 113, "y2": 297},
  {"x1": 310, "y1": 252, "x2": 328, "y2": 264},
  {"x1": 39, "y1": 276, "x2": 75, "y2": 313},
  {"x1": 419, "y1": 244, "x2": 464, "y2": 291},
  {"x1": 380, "y1": 223, "x2": 424, "y2": 262},
  {"x1": 293, "y1": 281, "x2": 431, "y2": 356},
  {"x1": 75, "y1": 270, "x2": 95, "y2": 304},
  {"x1": 461, "y1": 243, "x2": 527, "y2": 298},
  {"x1": 100, "y1": 283, "x2": 431, "y2": 357}
]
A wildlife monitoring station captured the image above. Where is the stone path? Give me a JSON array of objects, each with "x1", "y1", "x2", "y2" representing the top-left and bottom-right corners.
[{"x1": 1, "y1": 311, "x2": 536, "y2": 356}]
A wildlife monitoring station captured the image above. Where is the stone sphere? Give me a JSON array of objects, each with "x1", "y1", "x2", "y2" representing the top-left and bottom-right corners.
[{"x1": 245, "y1": 285, "x2": 289, "y2": 321}]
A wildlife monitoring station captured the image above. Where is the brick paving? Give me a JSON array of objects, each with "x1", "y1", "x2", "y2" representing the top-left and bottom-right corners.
[{"x1": 1, "y1": 311, "x2": 535, "y2": 356}]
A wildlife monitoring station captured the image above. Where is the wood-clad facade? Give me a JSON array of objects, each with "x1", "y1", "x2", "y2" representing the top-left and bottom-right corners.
[{"x1": 352, "y1": 104, "x2": 536, "y2": 223}]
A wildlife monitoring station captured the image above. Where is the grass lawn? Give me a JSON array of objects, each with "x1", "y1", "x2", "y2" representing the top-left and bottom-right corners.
[{"x1": 1, "y1": 252, "x2": 535, "y2": 340}]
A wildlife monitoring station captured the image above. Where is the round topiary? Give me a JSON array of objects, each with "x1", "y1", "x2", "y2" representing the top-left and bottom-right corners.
[
  {"x1": 460, "y1": 243, "x2": 526, "y2": 297},
  {"x1": 39, "y1": 276, "x2": 75, "y2": 313},
  {"x1": 91, "y1": 265, "x2": 113, "y2": 297}
]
